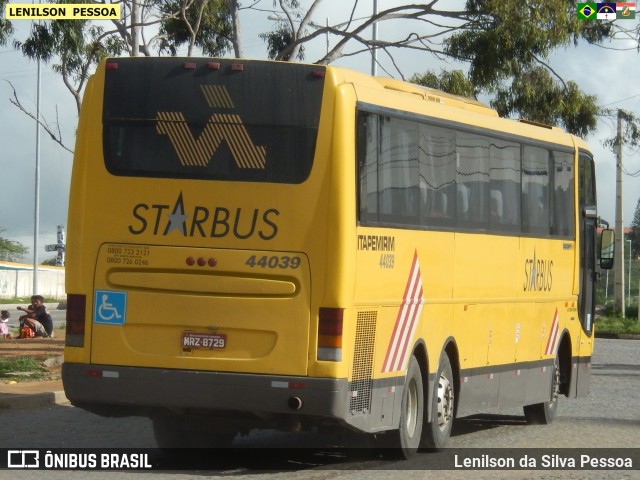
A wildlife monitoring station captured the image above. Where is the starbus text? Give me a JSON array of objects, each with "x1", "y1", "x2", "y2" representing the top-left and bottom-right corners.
[{"x1": 128, "y1": 203, "x2": 279, "y2": 240}]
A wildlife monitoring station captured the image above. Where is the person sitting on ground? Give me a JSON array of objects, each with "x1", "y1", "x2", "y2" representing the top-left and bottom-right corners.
[
  {"x1": 0, "y1": 310, "x2": 11, "y2": 339},
  {"x1": 29, "y1": 295, "x2": 54, "y2": 337},
  {"x1": 17, "y1": 305, "x2": 48, "y2": 338}
]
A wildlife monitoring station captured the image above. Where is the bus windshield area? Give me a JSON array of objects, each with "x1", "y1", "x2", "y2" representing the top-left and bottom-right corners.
[{"x1": 102, "y1": 59, "x2": 325, "y2": 184}]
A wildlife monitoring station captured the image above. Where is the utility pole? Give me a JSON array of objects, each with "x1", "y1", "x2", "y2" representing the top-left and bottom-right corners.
[
  {"x1": 371, "y1": 0, "x2": 378, "y2": 76},
  {"x1": 33, "y1": 0, "x2": 42, "y2": 295},
  {"x1": 131, "y1": 0, "x2": 141, "y2": 56},
  {"x1": 614, "y1": 109, "x2": 625, "y2": 316}
]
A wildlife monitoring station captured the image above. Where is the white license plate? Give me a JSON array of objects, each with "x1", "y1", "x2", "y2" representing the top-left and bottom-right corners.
[{"x1": 182, "y1": 332, "x2": 226, "y2": 350}]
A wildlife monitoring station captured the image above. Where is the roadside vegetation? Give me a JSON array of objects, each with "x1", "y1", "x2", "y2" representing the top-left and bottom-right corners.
[{"x1": 0, "y1": 357, "x2": 52, "y2": 382}]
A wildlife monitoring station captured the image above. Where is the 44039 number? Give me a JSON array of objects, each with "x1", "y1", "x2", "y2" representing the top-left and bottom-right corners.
[{"x1": 245, "y1": 255, "x2": 301, "y2": 269}]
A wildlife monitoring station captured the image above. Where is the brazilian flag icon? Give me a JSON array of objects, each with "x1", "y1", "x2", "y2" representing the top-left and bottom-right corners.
[{"x1": 577, "y1": 2, "x2": 597, "y2": 19}]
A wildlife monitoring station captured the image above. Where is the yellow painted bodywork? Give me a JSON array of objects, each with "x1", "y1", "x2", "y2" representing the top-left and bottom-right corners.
[{"x1": 65, "y1": 60, "x2": 590, "y2": 390}]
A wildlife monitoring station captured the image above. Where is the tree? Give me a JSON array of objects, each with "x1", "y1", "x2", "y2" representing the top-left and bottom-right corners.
[
  {"x1": 631, "y1": 197, "x2": 640, "y2": 260},
  {"x1": 8, "y1": 0, "x2": 233, "y2": 151},
  {"x1": 0, "y1": 231, "x2": 28, "y2": 262},
  {"x1": 7, "y1": 0, "x2": 640, "y2": 147},
  {"x1": 0, "y1": 0, "x2": 13, "y2": 46},
  {"x1": 409, "y1": 70, "x2": 477, "y2": 99},
  {"x1": 157, "y1": 0, "x2": 233, "y2": 57}
]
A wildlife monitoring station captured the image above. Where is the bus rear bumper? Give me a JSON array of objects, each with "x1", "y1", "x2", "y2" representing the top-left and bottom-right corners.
[{"x1": 62, "y1": 363, "x2": 350, "y2": 422}]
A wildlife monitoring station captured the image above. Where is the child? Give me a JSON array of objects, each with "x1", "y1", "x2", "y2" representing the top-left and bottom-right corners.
[
  {"x1": 29, "y1": 295, "x2": 54, "y2": 337},
  {"x1": 17, "y1": 306, "x2": 47, "y2": 338},
  {"x1": 0, "y1": 310, "x2": 10, "y2": 339}
]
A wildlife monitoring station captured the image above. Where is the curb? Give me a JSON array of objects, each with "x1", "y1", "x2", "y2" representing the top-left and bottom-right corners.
[
  {"x1": 595, "y1": 333, "x2": 640, "y2": 340},
  {"x1": 0, "y1": 390, "x2": 68, "y2": 410}
]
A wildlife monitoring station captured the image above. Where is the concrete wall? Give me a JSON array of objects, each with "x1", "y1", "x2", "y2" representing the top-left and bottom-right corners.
[{"x1": 0, "y1": 262, "x2": 66, "y2": 300}]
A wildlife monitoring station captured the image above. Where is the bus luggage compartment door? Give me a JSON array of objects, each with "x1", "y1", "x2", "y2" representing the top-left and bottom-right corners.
[{"x1": 90, "y1": 244, "x2": 310, "y2": 376}]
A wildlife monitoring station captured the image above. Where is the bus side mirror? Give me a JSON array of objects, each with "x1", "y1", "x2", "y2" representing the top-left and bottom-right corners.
[{"x1": 599, "y1": 228, "x2": 615, "y2": 270}]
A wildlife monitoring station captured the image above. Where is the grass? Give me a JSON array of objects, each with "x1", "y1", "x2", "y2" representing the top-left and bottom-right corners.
[
  {"x1": 596, "y1": 315, "x2": 640, "y2": 335},
  {"x1": 0, "y1": 357, "x2": 50, "y2": 382}
]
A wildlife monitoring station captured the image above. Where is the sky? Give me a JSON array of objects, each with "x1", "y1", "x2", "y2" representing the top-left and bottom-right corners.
[{"x1": 1, "y1": 0, "x2": 640, "y2": 264}]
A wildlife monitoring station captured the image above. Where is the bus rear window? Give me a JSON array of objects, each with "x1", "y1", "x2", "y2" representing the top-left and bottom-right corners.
[{"x1": 102, "y1": 59, "x2": 325, "y2": 184}]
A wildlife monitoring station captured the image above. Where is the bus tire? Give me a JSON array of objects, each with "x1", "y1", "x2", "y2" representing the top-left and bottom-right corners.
[
  {"x1": 422, "y1": 352, "x2": 454, "y2": 449},
  {"x1": 523, "y1": 356, "x2": 559, "y2": 425},
  {"x1": 152, "y1": 415, "x2": 237, "y2": 449},
  {"x1": 384, "y1": 355, "x2": 424, "y2": 459}
]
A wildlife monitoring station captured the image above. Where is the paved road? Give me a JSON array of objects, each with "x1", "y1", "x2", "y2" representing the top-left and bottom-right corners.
[{"x1": 0, "y1": 338, "x2": 638, "y2": 479}]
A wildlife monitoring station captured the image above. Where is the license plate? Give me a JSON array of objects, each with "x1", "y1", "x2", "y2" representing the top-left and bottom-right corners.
[{"x1": 181, "y1": 332, "x2": 226, "y2": 350}]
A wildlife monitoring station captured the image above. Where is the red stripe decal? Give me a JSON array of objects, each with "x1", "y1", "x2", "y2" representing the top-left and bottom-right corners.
[
  {"x1": 545, "y1": 308, "x2": 559, "y2": 356},
  {"x1": 382, "y1": 251, "x2": 424, "y2": 373}
]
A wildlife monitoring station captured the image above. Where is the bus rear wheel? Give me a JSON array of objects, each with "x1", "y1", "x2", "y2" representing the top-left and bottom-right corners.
[
  {"x1": 422, "y1": 352, "x2": 454, "y2": 449},
  {"x1": 384, "y1": 355, "x2": 424, "y2": 459},
  {"x1": 523, "y1": 357, "x2": 559, "y2": 425}
]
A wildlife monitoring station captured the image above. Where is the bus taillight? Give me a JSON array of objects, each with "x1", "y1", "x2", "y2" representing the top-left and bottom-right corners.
[
  {"x1": 318, "y1": 308, "x2": 343, "y2": 361},
  {"x1": 65, "y1": 294, "x2": 86, "y2": 347}
]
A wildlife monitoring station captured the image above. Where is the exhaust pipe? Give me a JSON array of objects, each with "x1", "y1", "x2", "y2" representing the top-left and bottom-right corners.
[{"x1": 288, "y1": 396, "x2": 303, "y2": 411}]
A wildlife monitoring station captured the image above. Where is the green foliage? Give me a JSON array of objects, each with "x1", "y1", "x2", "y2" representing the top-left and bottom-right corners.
[
  {"x1": 596, "y1": 315, "x2": 640, "y2": 335},
  {"x1": 259, "y1": 26, "x2": 305, "y2": 61},
  {"x1": 0, "y1": 230, "x2": 28, "y2": 262},
  {"x1": 411, "y1": 0, "x2": 613, "y2": 137},
  {"x1": 158, "y1": 0, "x2": 232, "y2": 56},
  {"x1": 631, "y1": 198, "x2": 640, "y2": 259},
  {"x1": 492, "y1": 67, "x2": 598, "y2": 137},
  {"x1": 16, "y1": 18, "x2": 126, "y2": 82},
  {"x1": 410, "y1": 70, "x2": 477, "y2": 99},
  {"x1": 602, "y1": 109, "x2": 640, "y2": 150},
  {"x1": 0, "y1": 0, "x2": 14, "y2": 46},
  {"x1": 447, "y1": 0, "x2": 612, "y2": 90},
  {"x1": 0, "y1": 358, "x2": 41, "y2": 376},
  {"x1": 0, "y1": 357, "x2": 49, "y2": 382}
]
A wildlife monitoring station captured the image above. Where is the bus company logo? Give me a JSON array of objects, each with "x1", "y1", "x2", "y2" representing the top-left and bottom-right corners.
[
  {"x1": 523, "y1": 250, "x2": 553, "y2": 292},
  {"x1": 155, "y1": 85, "x2": 266, "y2": 169},
  {"x1": 7, "y1": 450, "x2": 39, "y2": 468},
  {"x1": 128, "y1": 191, "x2": 280, "y2": 241}
]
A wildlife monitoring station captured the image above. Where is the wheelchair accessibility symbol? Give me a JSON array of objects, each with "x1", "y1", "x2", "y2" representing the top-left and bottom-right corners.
[{"x1": 94, "y1": 290, "x2": 127, "y2": 325}]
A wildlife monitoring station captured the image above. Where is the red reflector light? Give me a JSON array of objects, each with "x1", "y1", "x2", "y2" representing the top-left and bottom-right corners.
[
  {"x1": 288, "y1": 382, "x2": 305, "y2": 389},
  {"x1": 105, "y1": 62, "x2": 118, "y2": 71},
  {"x1": 231, "y1": 63, "x2": 244, "y2": 71},
  {"x1": 184, "y1": 62, "x2": 197, "y2": 70},
  {"x1": 319, "y1": 308, "x2": 343, "y2": 335},
  {"x1": 65, "y1": 294, "x2": 86, "y2": 347},
  {"x1": 311, "y1": 70, "x2": 325, "y2": 78},
  {"x1": 186, "y1": 256, "x2": 195, "y2": 266},
  {"x1": 208, "y1": 62, "x2": 221, "y2": 70}
]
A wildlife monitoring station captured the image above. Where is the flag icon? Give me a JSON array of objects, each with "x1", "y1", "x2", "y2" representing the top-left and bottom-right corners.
[
  {"x1": 578, "y1": 3, "x2": 597, "y2": 19},
  {"x1": 616, "y1": 2, "x2": 636, "y2": 19},
  {"x1": 597, "y1": 3, "x2": 617, "y2": 19}
]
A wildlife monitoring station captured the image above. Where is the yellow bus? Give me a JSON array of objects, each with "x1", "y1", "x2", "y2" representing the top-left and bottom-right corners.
[{"x1": 62, "y1": 57, "x2": 614, "y2": 457}]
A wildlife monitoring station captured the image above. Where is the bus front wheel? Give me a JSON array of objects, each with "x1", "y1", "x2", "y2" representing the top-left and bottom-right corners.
[{"x1": 422, "y1": 352, "x2": 454, "y2": 449}]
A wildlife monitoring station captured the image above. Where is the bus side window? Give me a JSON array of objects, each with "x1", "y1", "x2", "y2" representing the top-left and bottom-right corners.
[{"x1": 357, "y1": 112, "x2": 378, "y2": 223}]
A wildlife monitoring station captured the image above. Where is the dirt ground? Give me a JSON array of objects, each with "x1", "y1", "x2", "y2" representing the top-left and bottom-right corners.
[
  {"x1": 0, "y1": 336, "x2": 64, "y2": 359},
  {"x1": 0, "y1": 337, "x2": 65, "y2": 382}
]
